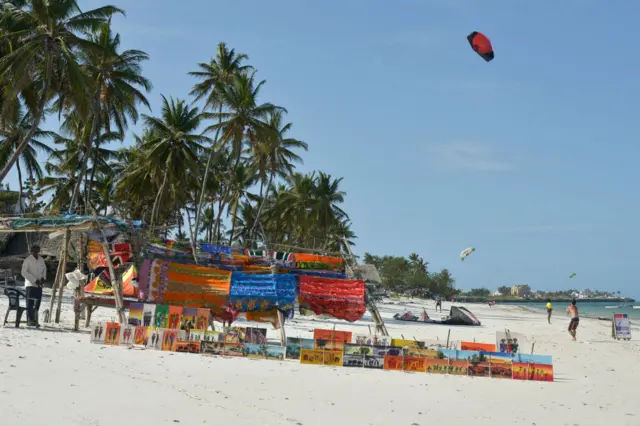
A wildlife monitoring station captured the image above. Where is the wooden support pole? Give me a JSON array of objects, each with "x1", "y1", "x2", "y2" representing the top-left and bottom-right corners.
[
  {"x1": 47, "y1": 241, "x2": 66, "y2": 323},
  {"x1": 54, "y1": 229, "x2": 70, "y2": 323},
  {"x1": 99, "y1": 226, "x2": 126, "y2": 324}
]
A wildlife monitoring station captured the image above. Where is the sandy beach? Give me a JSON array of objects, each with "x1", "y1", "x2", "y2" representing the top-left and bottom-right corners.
[{"x1": 1, "y1": 294, "x2": 639, "y2": 426}]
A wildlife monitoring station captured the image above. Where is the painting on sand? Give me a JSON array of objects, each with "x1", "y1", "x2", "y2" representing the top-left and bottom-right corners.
[
  {"x1": 142, "y1": 304, "x2": 156, "y2": 327},
  {"x1": 146, "y1": 328, "x2": 162, "y2": 350},
  {"x1": 180, "y1": 308, "x2": 198, "y2": 331},
  {"x1": 529, "y1": 363, "x2": 554, "y2": 382},
  {"x1": 91, "y1": 322, "x2": 106, "y2": 344},
  {"x1": 154, "y1": 305, "x2": 169, "y2": 328},
  {"x1": 128, "y1": 303, "x2": 144, "y2": 326},
  {"x1": 342, "y1": 344, "x2": 365, "y2": 367},
  {"x1": 245, "y1": 327, "x2": 268, "y2": 344},
  {"x1": 447, "y1": 360, "x2": 468, "y2": 376},
  {"x1": 467, "y1": 353, "x2": 491, "y2": 377},
  {"x1": 490, "y1": 358, "x2": 513, "y2": 379},
  {"x1": 223, "y1": 343, "x2": 244, "y2": 357},
  {"x1": 323, "y1": 350, "x2": 343, "y2": 366},
  {"x1": 265, "y1": 345, "x2": 286, "y2": 361},
  {"x1": 313, "y1": 329, "x2": 352, "y2": 350},
  {"x1": 496, "y1": 331, "x2": 528, "y2": 355},
  {"x1": 167, "y1": 306, "x2": 183, "y2": 329},
  {"x1": 244, "y1": 343, "x2": 266, "y2": 359},
  {"x1": 188, "y1": 329, "x2": 205, "y2": 343},
  {"x1": 512, "y1": 362, "x2": 531, "y2": 381},
  {"x1": 174, "y1": 341, "x2": 201, "y2": 354},
  {"x1": 119, "y1": 324, "x2": 134, "y2": 346},
  {"x1": 104, "y1": 322, "x2": 121, "y2": 345},
  {"x1": 300, "y1": 349, "x2": 324, "y2": 365},
  {"x1": 461, "y1": 341, "x2": 496, "y2": 352},
  {"x1": 354, "y1": 335, "x2": 391, "y2": 347},
  {"x1": 201, "y1": 341, "x2": 225, "y2": 356},
  {"x1": 133, "y1": 326, "x2": 148, "y2": 346},
  {"x1": 195, "y1": 308, "x2": 210, "y2": 330},
  {"x1": 285, "y1": 337, "x2": 314, "y2": 360},
  {"x1": 224, "y1": 327, "x2": 246, "y2": 343},
  {"x1": 383, "y1": 355, "x2": 403, "y2": 371},
  {"x1": 161, "y1": 329, "x2": 179, "y2": 351},
  {"x1": 364, "y1": 345, "x2": 392, "y2": 369},
  {"x1": 425, "y1": 358, "x2": 449, "y2": 374},
  {"x1": 403, "y1": 356, "x2": 428, "y2": 373}
]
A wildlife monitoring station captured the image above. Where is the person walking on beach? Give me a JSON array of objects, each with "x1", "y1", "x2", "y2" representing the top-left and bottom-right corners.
[
  {"x1": 435, "y1": 296, "x2": 442, "y2": 312},
  {"x1": 21, "y1": 244, "x2": 46, "y2": 327},
  {"x1": 546, "y1": 299, "x2": 553, "y2": 324},
  {"x1": 566, "y1": 300, "x2": 579, "y2": 341}
]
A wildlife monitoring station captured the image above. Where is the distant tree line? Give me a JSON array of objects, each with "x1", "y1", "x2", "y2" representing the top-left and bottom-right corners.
[{"x1": 362, "y1": 253, "x2": 458, "y2": 298}]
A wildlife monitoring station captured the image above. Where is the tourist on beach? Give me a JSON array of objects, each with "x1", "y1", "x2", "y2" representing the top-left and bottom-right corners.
[
  {"x1": 21, "y1": 244, "x2": 46, "y2": 327},
  {"x1": 435, "y1": 296, "x2": 442, "y2": 312},
  {"x1": 566, "y1": 300, "x2": 579, "y2": 341},
  {"x1": 546, "y1": 299, "x2": 553, "y2": 324}
]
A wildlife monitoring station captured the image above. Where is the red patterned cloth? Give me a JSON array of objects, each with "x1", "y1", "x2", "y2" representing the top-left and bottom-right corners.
[{"x1": 298, "y1": 276, "x2": 366, "y2": 322}]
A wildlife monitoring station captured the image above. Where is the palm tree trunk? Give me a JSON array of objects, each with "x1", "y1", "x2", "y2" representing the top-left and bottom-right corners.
[
  {"x1": 185, "y1": 206, "x2": 198, "y2": 263},
  {"x1": 85, "y1": 143, "x2": 101, "y2": 215},
  {"x1": 150, "y1": 168, "x2": 169, "y2": 230},
  {"x1": 251, "y1": 171, "x2": 274, "y2": 241},
  {"x1": 16, "y1": 162, "x2": 23, "y2": 214},
  {"x1": 0, "y1": 56, "x2": 53, "y2": 182},
  {"x1": 209, "y1": 199, "x2": 215, "y2": 243},
  {"x1": 69, "y1": 101, "x2": 100, "y2": 214},
  {"x1": 193, "y1": 106, "x2": 223, "y2": 255},
  {"x1": 228, "y1": 197, "x2": 239, "y2": 245}
]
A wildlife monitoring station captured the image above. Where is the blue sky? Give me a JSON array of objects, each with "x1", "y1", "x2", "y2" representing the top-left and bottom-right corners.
[{"x1": 5, "y1": 0, "x2": 640, "y2": 297}]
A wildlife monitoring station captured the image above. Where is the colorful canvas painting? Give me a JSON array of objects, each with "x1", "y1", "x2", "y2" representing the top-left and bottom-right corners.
[
  {"x1": 224, "y1": 327, "x2": 246, "y2": 343},
  {"x1": 529, "y1": 363, "x2": 554, "y2": 382},
  {"x1": 181, "y1": 307, "x2": 198, "y2": 331},
  {"x1": 490, "y1": 358, "x2": 513, "y2": 379},
  {"x1": 512, "y1": 362, "x2": 531, "y2": 380},
  {"x1": 223, "y1": 343, "x2": 244, "y2": 357},
  {"x1": 91, "y1": 322, "x2": 106, "y2": 344},
  {"x1": 403, "y1": 356, "x2": 428, "y2": 372},
  {"x1": 133, "y1": 326, "x2": 148, "y2": 346},
  {"x1": 391, "y1": 339, "x2": 425, "y2": 349},
  {"x1": 154, "y1": 305, "x2": 169, "y2": 328},
  {"x1": 496, "y1": 331, "x2": 528, "y2": 355},
  {"x1": 142, "y1": 304, "x2": 156, "y2": 327},
  {"x1": 300, "y1": 349, "x2": 324, "y2": 365},
  {"x1": 364, "y1": 345, "x2": 392, "y2": 369},
  {"x1": 120, "y1": 324, "x2": 134, "y2": 346},
  {"x1": 515, "y1": 353, "x2": 553, "y2": 365},
  {"x1": 128, "y1": 303, "x2": 144, "y2": 326},
  {"x1": 425, "y1": 358, "x2": 449, "y2": 374},
  {"x1": 244, "y1": 343, "x2": 266, "y2": 359},
  {"x1": 203, "y1": 330, "x2": 225, "y2": 342},
  {"x1": 201, "y1": 341, "x2": 225, "y2": 356},
  {"x1": 146, "y1": 328, "x2": 162, "y2": 350},
  {"x1": 188, "y1": 329, "x2": 205, "y2": 342},
  {"x1": 323, "y1": 350, "x2": 343, "y2": 366},
  {"x1": 447, "y1": 360, "x2": 468, "y2": 376},
  {"x1": 343, "y1": 344, "x2": 365, "y2": 367},
  {"x1": 354, "y1": 335, "x2": 391, "y2": 346},
  {"x1": 404, "y1": 348, "x2": 439, "y2": 358},
  {"x1": 161, "y1": 329, "x2": 179, "y2": 351},
  {"x1": 313, "y1": 329, "x2": 352, "y2": 350},
  {"x1": 265, "y1": 345, "x2": 286, "y2": 361},
  {"x1": 285, "y1": 337, "x2": 314, "y2": 360},
  {"x1": 468, "y1": 362, "x2": 491, "y2": 377},
  {"x1": 195, "y1": 308, "x2": 210, "y2": 330},
  {"x1": 104, "y1": 322, "x2": 121, "y2": 345},
  {"x1": 167, "y1": 306, "x2": 183, "y2": 329},
  {"x1": 383, "y1": 355, "x2": 403, "y2": 371},
  {"x1": 461, "y1": 342, "x2": 496, "y2": 352},
  {"x1": 423, "y1": 339, "x2": 452, "y2": 350},
  {"x1": 174, "y1": 341, "x2": 201, "y2": 354},
  {"x1": 245, "y1": 327, "x2": 268, "y2": 344}
]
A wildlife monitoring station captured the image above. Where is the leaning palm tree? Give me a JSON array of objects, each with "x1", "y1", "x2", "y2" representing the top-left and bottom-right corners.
[
  {"x1": 249, "y1": 111, "x2": 307, "y2": 239},
  {"x1": 0, "y1": 0, "x2": 123, "y2": 182},
  {"x1": 0, "y1": 102, "x2": 55, "y2": 210},
  {"x1": 138, "y1": 96, "x2": 210, "y2": 229},
  {"x1": 189, "y1": 43, "x2": 251, "y2": 248},
  {"x1": 67, "y1": 19, "x2": 151, "y2": 212}
]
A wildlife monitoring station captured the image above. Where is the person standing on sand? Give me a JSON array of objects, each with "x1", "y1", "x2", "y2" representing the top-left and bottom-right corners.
[
  {"x1": 546, "y1": 299, "x2": 553, "y2": 324},
  {"x1": 435, "y1": 296, "x2": 442, "y2": 312},
  {"x1": 566, "y1": 300, "x2": 579, "y2": 341},
  {"x1": 21, "y1": 244, "x2": 47, "y2": 327}
]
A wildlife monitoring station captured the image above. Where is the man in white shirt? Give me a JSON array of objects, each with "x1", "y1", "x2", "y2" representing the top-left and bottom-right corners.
[{"x1": 21, "y1": 244, "x2": 47, "y2": 327}]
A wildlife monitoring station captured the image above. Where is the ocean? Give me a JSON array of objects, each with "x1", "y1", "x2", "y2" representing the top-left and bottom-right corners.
[{"x1": 516, "y1": 301, "x2": 640, "y2": 320}]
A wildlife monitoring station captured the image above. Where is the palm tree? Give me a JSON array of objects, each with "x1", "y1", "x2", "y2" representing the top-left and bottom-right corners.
[
  {"x1": 313, "y1": 172, "x2": 347, "y2": 244},
  {"x1": 67, "y1": 19, "x2": 151, "y2": 212},
  {"x1": 135, "y1": 96, "x2": 209, "y2": 228},
  {"x1": 250, "y1": 111, "x2": 307, "y2": 239},
  {"x1": 0, "y1": 0, "x2": 123, "y2": 182},
  {"x1": 189, "y1": 42, "x2": 251, "y2": 250},
  {"x1": 225, "y1": 161, "x2": 257, "y2": 244},
  {"x1": 0, "y1": 103, "x2": 55, "y2": 211}
]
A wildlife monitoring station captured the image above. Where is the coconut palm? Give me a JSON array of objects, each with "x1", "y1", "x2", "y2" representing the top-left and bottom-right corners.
[
  {"x1": 67, "y1": 19, "x2": 151, "y2": 212},
  {"x1": 134, "y1": 96, "x2": 210, "y2": 228},
  {"x1": 0, "y1": 0, "x2": 123, "y2": 182},
  {"x1": 189, "y1": 42, "x2": 251, "y2": 249}
]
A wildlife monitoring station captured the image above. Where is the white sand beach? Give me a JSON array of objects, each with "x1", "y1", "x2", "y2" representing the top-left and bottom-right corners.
[{"x1": 1, "y1": 294, "x2": 639, "y2": 426}]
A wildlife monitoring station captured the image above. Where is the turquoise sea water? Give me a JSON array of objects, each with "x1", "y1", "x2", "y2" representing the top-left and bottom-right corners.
[{"x1": 517, "y1": 301, "x2": 640, "y2": 320}]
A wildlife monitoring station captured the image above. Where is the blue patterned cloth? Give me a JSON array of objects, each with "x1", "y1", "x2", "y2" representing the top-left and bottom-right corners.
[{"x1": 229, "y1": 273, "x2": 296, "y2": 311}]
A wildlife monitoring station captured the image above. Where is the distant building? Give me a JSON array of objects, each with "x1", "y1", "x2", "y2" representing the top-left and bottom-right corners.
[
  {"x1": 490, "y1": 291, "x2": 503, "y2": 297},
  {"x1": 511, "y1": 285, "x2": 532, "y2": 297}
]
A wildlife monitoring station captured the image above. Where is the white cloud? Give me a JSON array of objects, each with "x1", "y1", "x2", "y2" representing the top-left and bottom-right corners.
[{"x1": 429, "y1": 141, "x2": 514, "y2": 172}]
